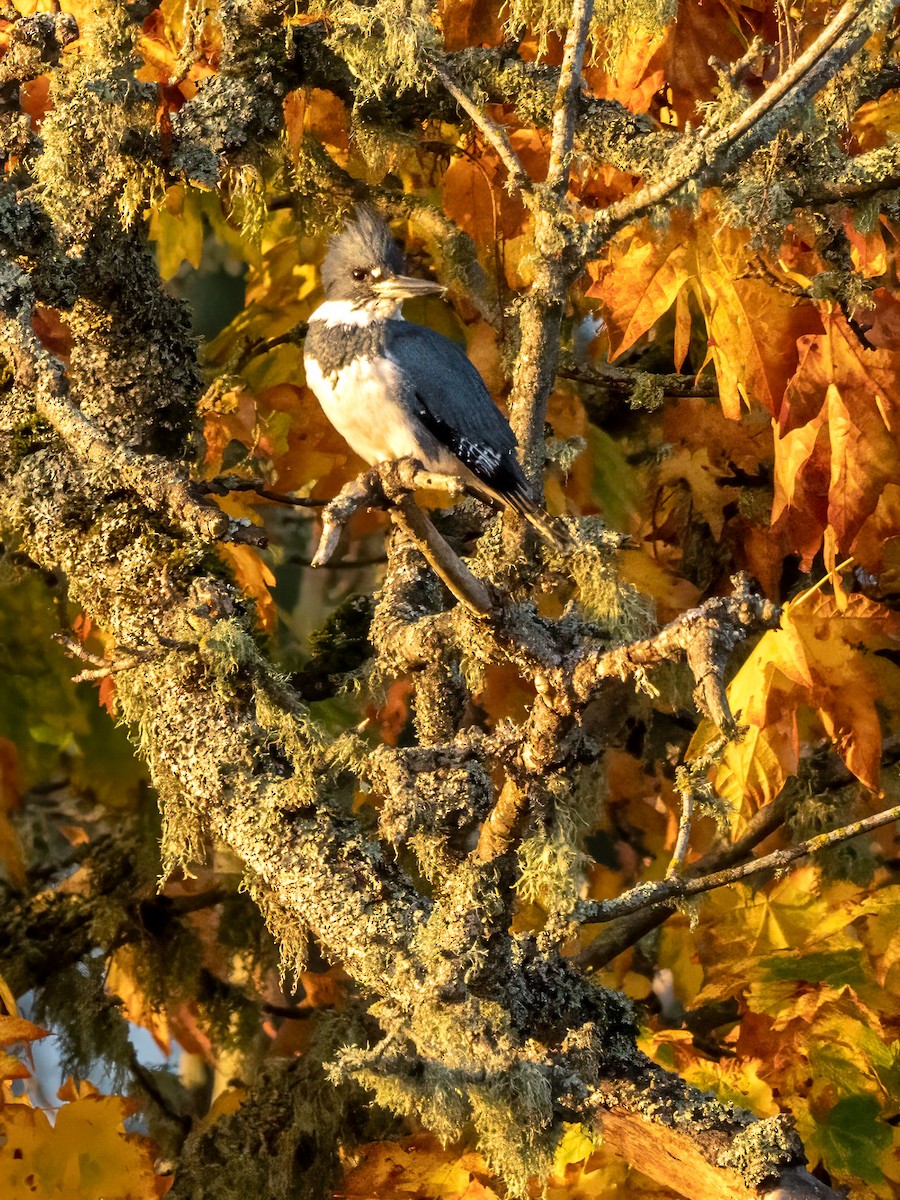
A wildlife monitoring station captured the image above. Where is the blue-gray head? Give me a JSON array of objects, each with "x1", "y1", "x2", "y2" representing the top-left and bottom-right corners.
[{"x1": 320, "y1": 207, "x2": 444, "y2": 310}]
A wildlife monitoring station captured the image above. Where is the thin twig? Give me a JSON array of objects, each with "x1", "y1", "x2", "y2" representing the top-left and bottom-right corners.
[
  {"x1": 667, "y1": 734, "x2": 730, "y2": 876},
  {"x1": 430, "y1": 59, "x2": 535, "y2": 198},
  {"x1": 232, "y1": 321, "x2": 308, "y2": 373},
  {"x1": 547, "y1": 0, "x2": 595, "y2": 197},
  {"x1": 556, "y1": 357, "x2": 719, "y2": 399},
  {"x1": 126, "y1": 1043, "x2": 190, "y2": 1132},
  {"x1": 667, "y1": 790, "x2": 695, "y2": 877},
  {"x1": 286, "y1": 552, "x2": 389, "y2": 569},
  {"x1": 55, "y1": 630, "x2": 150, "y2": 679},
  {"x1": 71, "y1": 657, "x2": 147, "y2": 683},
  {"x1": 577, "y1": 799, "x2": 900, "y2": 924},
  {"x1": 54, "y1": 631, "x2": 110, "y2": 668},
  {"x1": 574, "y1": 793, "x2": 791, "y2": 970},
  {"x1": 199, "y1": 476, "x2": 327, "y2": 508},
  {"x1": 576, "y1": 738, "x2": 900, "y2": 969},
  {"x1": 54, "y1": 630, "x2": 194, "y2": 684}
]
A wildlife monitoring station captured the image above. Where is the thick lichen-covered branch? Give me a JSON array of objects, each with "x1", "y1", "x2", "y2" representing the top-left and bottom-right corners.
[
  {"x1": 0, "y1": 263, "x2": 234, "y2": 544},
  {"x1": 569, "y1": 574, "x2": 781, "y2": 730}
]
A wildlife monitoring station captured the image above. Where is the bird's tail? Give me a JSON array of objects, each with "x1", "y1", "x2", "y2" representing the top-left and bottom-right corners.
[{"x1": 503, "y1": 489, "x2": 575, "y2": 552}]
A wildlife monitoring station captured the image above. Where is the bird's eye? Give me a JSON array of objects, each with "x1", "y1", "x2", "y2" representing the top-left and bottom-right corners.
[{"x1": 352, "y1": 268, "x2": 368, "y2": 281}]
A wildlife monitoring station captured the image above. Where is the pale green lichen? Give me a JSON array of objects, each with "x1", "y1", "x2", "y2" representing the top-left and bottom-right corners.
[
  {"x1": 517, "y1": 766, "x2": 602, "y2": 920},
  {"x1": 324, "y1": 0, "x2": 439, "y2": 103}
]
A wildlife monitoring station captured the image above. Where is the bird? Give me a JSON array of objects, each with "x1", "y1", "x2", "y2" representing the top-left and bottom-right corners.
[{"x1": 303, "y1": 206, "x2": 570, "y2": 550}]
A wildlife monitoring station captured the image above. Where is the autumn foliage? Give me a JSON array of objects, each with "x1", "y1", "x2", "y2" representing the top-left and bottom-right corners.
[{"x1": 2, "y1": 0, "x2": 900, "y2": 1198}]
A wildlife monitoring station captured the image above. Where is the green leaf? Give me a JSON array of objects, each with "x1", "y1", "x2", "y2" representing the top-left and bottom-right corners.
[
  {"x1": 761, "y1": 949, "x2": 869, "y2": 990},
  {"x1": 811, "y1": 1095, "x2": 892, "y2": 1183},
  {"x1": 587, "y1": 425, "x2": 645, "y2": 533}
]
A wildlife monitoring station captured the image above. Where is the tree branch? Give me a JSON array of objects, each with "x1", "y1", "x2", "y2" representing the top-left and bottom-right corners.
[
  {"x1": 585, "y1": 0, "x2": 900, "y2": 251},
  {"x1": 0, "y1": 6, "x2": 880, "y2": 1196},
  {"x1": 430, "y1": 58, "x2": 535, "y2": 199},
  {"x1": 574, "y1": 735, "x2": 900, "y2": 970},
  {"x1": 547, "y1": 0, "x2": 595, "y2": 197},
  {"x1": 584, "y1": 1064, "x2": 840, "y2": 1200},
  {"x1": 570, "y1": 574, "x2": 781, "y2": 730},
  {"x1": 574, "y1": 793, "x2": 792, "y2": 971},
  {"x1": 556, "y1": 356, "x2": 719, "y2": 399},
  {"x1": 391, "y1": 495, "x2": 494, "y2": 616},
  {"x1": 577, "y1": 798, "x2": 900, "y2": 926},
  {"x1": 310, "y1": 460, "x2": 493, "y2": 616},
  {"x1": 0, "y1": 262, "x2": 242, "y2": 546}
]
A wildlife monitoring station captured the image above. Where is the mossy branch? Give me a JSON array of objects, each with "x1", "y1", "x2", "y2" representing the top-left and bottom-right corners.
[
  {"x1": 576, "y1": 798, "x2": 900, "y2": 926},
  {"x1": 585, "y1": 0, "x2": 900, "y2": 252}
]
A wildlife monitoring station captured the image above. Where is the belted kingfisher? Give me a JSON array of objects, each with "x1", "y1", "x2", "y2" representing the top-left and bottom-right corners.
[{"x1": 303, "y1": 207, "x2": 569, "y2": 548}]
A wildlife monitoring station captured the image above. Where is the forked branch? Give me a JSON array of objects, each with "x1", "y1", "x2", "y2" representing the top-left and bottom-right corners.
[
  {"x1": 311, "y1": 460, "x2": 494, "y2": 615},
  {"x1": 577, "y1": 799, "x2": 900, "y2": 925},
  {"x1": 585, "y1": 0, "x2": 900, "y2": 251},
  {"x1": 570, "y1": 573, "x2": 781, "y2": 729}
]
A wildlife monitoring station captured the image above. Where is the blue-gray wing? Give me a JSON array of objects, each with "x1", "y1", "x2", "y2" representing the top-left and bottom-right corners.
[{"x1": 383, "y1": 321, "x2": 529, "y2": 501}]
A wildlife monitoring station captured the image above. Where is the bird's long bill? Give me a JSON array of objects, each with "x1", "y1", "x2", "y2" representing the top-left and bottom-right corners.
[{"x1": 372, "y1": 274, "x2": 446, "y2": 300}]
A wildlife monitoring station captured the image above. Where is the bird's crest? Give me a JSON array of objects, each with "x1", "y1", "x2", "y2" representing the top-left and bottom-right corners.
[{"x1": 321, "y1": 207, "x2": 404, "y2": 295}]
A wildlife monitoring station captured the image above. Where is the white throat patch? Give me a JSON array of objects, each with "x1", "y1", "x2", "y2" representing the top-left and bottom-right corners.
[{"x1": 309, "y1": 299, "x2": 404, "y2": 326}]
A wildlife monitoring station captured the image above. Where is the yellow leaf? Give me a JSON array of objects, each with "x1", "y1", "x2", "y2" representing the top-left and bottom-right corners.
[
  {"x1": 148, "y1": 186, "x2": 205, "y2": 282},
  {"x1": 692, "y1": 868, "x2": 868, "y2": 1004},
  {"x1": 656, "y1": 446, "x2": 740, "y2": 539},
  {"x1": 696, "y1": 591, "x2": 900, "y2": 817},
  {"x1": 772, "y1": 311, "x2": 900, "y2": 566},
  {"x1": 553, "y1": 1123, "x2": 597, "y2": 1172},
  {"x1": 686, "y1": 208, "x2": 816, "y2": 421},
  {"x1": 441, "y1": 127, "x2": 545, "y2": 249},
  {"x1": 0, "y1": 1092, "x2": 160, "y2": 1199},
  {"x1": 846, "y1": 217, "x2": 888, "y2": 278},
  {"x1": 0, "y1": 1015, "x2": 50, "y2": 1048},
  {"x1": 640, "y1": 1028, "x2": 779, "y2": 1118},
  {"x1": 589, "y1": 198, "x2": 817, "y2": 419},
  {"x1": 853, "y1": 92, "x2": 900, "y2": 151},
  {"x1": 588, "y1": 220, "x2": 690, "y2": 356},
  {"x1": 342, "y1": 1136, "x2": 500, "y2": 1200},
  {"x1": 201, "y1": 1086, "x2": 247, "y2": 1125}
]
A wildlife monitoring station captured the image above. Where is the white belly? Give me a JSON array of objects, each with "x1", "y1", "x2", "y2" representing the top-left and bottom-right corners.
[{"x1": 304, "y1": 354, "x2": 426, "y2": 466}]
